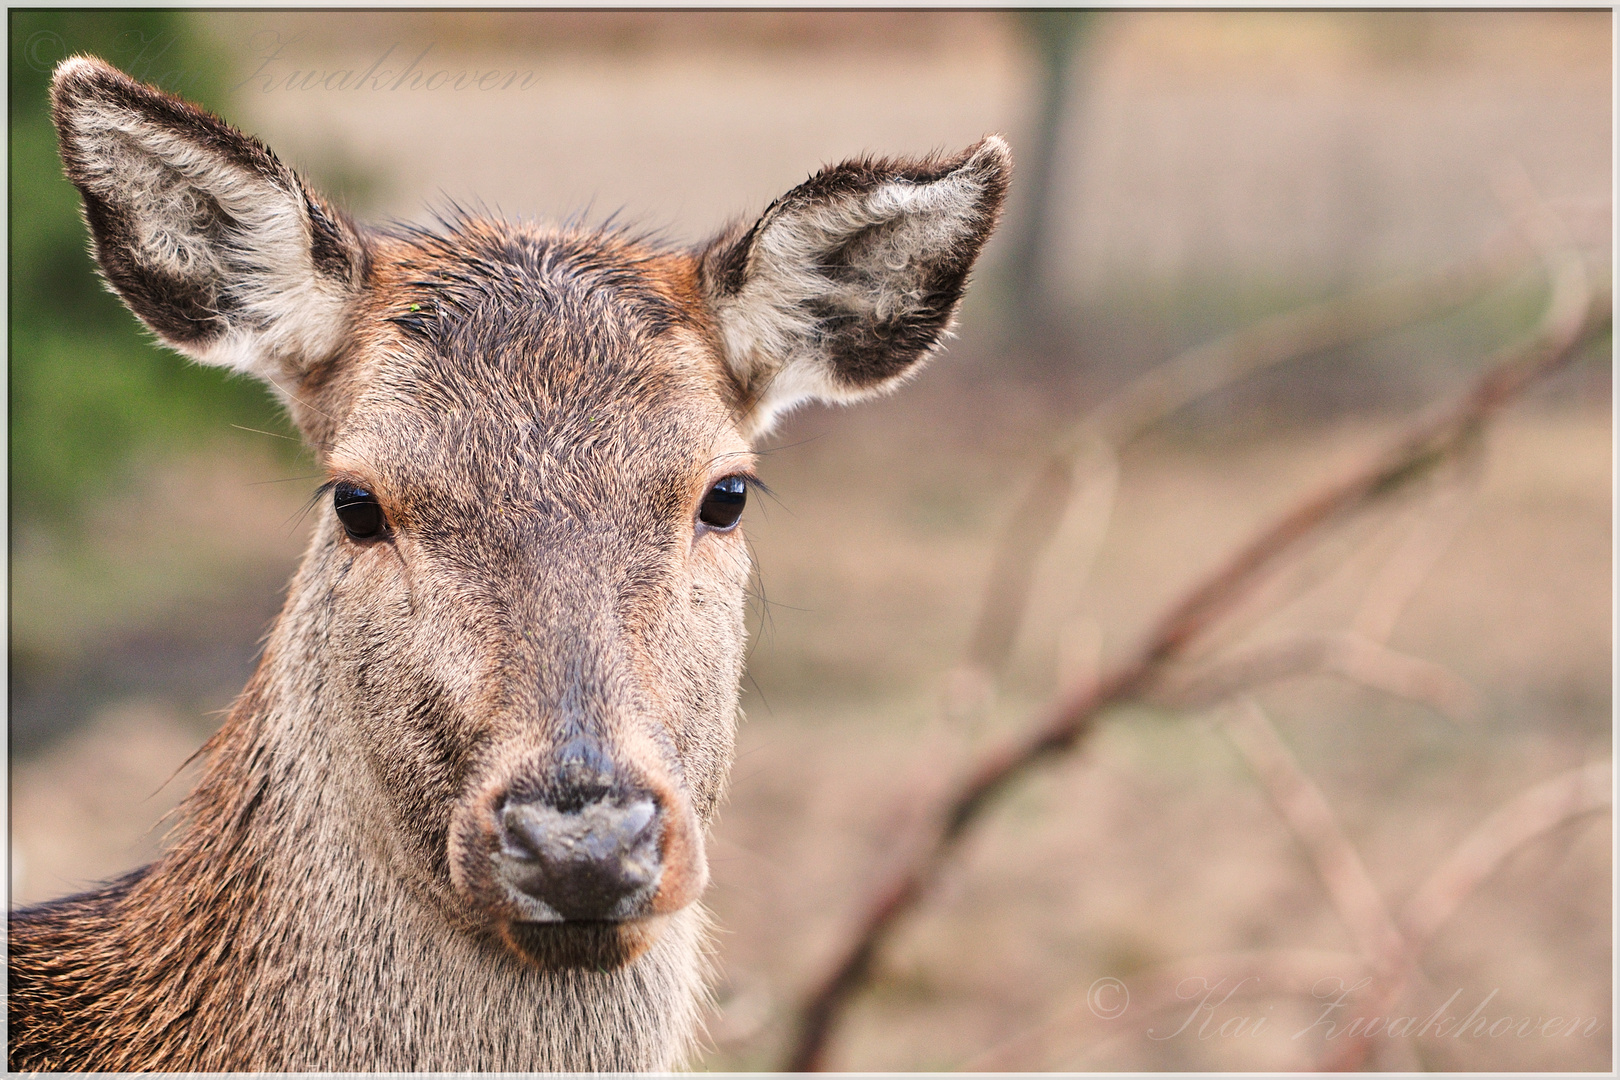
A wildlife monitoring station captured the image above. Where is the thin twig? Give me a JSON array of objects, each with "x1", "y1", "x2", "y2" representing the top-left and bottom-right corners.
[
  {"x1": 1183, "y1": 437, "x2": 1479, "y2": 667},
  {"x1": 1086, "y1": 236, "x2": 1530, "y2": 448},
  {"x1": 1154, "y1": 631, "x2": 1481, "y2": 722},
  {"x1": 965, "y1": 947, "x2": 1368, "y2": 1070},
  {"x1": 962, "y1": 427, "x2": 1115, "y2": 677},
  {"x1": 1223, "y1": 699, "x2": 1406, "y2": 969},
  {"x1": 1402, "y1": 759, "x2": 1611, "y2": 947},
  {"x1": 971, "y1": 760, "x2": 1610, "y2": 1073},
  {"x1": 1318, "y1": 759, "x2": 1612, "y2": 1072},
  {"x1": 1349, "y1": 476, "x2": 1477, "y2": 645},
  {"x1": 782, "y1": 256, "x2": 1605, "y2": 1070},
  {"x1": 962, "y1": 234, "x2": 1530, "y2": 678}
]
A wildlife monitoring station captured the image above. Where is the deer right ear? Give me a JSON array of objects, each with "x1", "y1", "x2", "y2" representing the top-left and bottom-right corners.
[
  {"x1": 699, "y1": 136, "x2": 1010, "y2": 439},
  {"x1": 50, "y1": 56, "x2": 365, "y2": 391}
]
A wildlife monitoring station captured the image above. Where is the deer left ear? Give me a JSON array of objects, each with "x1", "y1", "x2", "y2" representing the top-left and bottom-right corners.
[{"x1": 699, "y1": 135, "x2": 1011, "y2": 437}]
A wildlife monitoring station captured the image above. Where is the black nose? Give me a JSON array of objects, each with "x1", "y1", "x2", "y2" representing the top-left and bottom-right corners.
[{"x1": 495, "y1": 795, "x2": 663, "y2": 921}]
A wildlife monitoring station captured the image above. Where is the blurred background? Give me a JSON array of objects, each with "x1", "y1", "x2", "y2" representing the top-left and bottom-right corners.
[{"x1": 8, "y1": 10, "x2": 1611, "y2": 1071}]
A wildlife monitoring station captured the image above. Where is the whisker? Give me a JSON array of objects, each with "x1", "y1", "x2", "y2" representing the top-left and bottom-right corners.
[
  {"x1": 249, "y1": 473, "x2": 324, "y2": 486},
  {"x1": 743, "y1": 669, "x2": 773, "y2": 716},
  {"x1": 265, "y1": 375, "x2": 338, "y2": 422},
  {"x1": 754, "y1": 432, "x2": 830, "y2": 456},
  {"x1": 230, "y1": 423, "x2": 298, "y2": 442}
]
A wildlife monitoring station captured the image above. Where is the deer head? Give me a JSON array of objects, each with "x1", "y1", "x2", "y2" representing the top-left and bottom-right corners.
[{"x1": 50, "y1": 55, "x2": 1010, "y2": 973}]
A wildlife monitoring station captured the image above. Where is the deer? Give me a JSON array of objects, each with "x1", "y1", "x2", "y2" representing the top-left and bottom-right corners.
[{"x1": 8, "y1": 56, "x2": 1009, "y2": 1072}]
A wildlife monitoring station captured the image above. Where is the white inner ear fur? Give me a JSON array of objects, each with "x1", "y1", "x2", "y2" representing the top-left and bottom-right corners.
[
  {"x1": 62, "y1": 84, "x2": 352, "y2": 388},
  {"x1": 712, "y1": 164, "x2": 994, "y2": 440}
]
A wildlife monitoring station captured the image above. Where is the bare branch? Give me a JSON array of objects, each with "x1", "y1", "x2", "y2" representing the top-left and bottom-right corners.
[{"x1": 781, "y1": 252, "x2": 1606, "y2": 1069}]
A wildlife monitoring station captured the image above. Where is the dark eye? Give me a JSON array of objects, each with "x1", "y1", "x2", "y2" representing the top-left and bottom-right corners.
[
  {"x1": 698, "y1": 476, "x2": 747, "y2": 531},
  {"x1": 333, "y1": 481, "x2": 386, "y2": 540}
]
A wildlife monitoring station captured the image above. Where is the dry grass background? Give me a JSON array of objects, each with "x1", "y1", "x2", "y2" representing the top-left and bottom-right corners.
[{"x1": 9, "y1": 10, "x2": 1611, "y2": 1072}]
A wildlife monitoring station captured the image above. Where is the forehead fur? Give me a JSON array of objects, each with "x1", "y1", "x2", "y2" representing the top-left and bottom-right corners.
[{"x1": 326, "y1": 216, "x2": 746, "y2": 505}]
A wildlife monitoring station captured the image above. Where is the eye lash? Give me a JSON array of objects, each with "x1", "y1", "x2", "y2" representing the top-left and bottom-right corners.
[
  {"x1": 286, "y1": 478, "x2": 340, "y2": 534},
  {"x1": 703, "y1": 448, "x2": 767, "y2": 496},
  {"x1": 303, "y1": 478, "x2": 340, "y2": 517},
  {"x1": 729, "y1": 472, "x2": 772, "y2": 498}
]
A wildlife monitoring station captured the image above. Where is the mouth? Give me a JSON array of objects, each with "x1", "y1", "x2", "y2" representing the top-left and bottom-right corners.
[{"x1": 496, "y1": 914, "x2": 668, "y2": 971}]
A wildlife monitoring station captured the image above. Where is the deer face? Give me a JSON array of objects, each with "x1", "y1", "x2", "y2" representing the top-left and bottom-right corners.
[
  {"x1": 317, "y1": 230, "x2": 757, "y2": 967},
  {"x1": 51, "y1": 56, "x2": 1008, "y2": 970}
]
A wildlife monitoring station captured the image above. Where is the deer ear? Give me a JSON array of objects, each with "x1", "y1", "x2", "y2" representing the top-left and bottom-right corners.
[
  {"x1": 699, "y1": 136, "x2": 1010, "y2": 436},
  {"x1": 50, "y1": 56, "x2": 365, "y2": 389}
]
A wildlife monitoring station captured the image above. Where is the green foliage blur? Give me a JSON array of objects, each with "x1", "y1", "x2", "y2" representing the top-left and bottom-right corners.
[{"x1": 10, "y1": 11, "x2": 294, "y2": 529}]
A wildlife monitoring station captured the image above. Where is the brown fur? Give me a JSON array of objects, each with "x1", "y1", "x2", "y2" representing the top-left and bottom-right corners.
[{"x1": 12, "y1": 55, "x2": 1009, "y2": 1071}]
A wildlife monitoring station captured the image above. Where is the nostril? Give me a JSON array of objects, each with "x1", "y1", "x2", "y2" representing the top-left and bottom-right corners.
[{"x1": 496, "y1": 797, "x2": 662, "y2": 921}]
